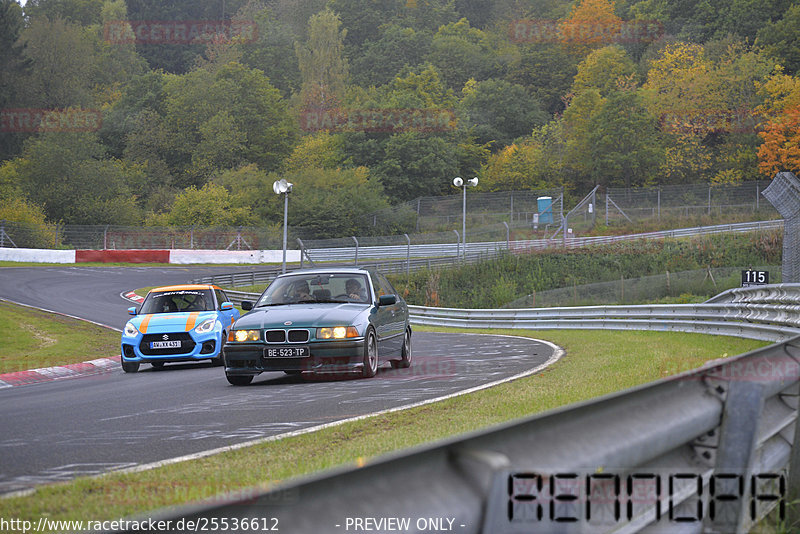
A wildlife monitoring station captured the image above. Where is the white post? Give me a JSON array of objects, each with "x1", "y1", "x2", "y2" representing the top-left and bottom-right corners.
[{"x1": 282, "y1": 192, "x2": 288, "y2": 273}]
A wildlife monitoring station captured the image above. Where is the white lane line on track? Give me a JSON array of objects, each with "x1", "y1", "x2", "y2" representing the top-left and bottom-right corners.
[
  {"x1": 101, "y1": 334, "x2": 564, "y2": 477},
  {"x1": 0, "y1": 297, "x2": 121, "y2": 332},
  {"x1": 0, "y1": 297, "x2": 563, "y2": 497}
]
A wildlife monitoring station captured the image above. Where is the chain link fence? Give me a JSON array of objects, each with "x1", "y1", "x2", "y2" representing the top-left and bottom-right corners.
[
  {"x1": 503, "y1": 265, "x2": 781, "y2": 308},
  {"x1": 0, "y1": 181, "x2": 783, "y2": 251},
  {"x1": 605, "y1": 180, "x2": 777, "y2": 223}
]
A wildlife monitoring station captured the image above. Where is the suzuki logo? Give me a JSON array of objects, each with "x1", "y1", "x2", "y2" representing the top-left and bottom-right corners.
[{"x1": 162, "y1": 334, "x2": 169, "y2": 340}]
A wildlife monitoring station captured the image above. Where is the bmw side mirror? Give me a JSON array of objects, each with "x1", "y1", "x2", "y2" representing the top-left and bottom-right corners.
[
  {"x1": 221, "y1": 302, "x2": 234, "y2": 311},
  {"x1": 378, "y1": 295, "x2": 397, "y2": 307},
  {"x1": 128, "y1": 306, "x2": 138, "y2": 315},
  {"x1": 241, "y1": 301, "x2": 254, "y2": 311}
]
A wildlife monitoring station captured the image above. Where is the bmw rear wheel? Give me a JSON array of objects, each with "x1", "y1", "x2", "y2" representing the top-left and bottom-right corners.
[
  {"x1": 361, "y1": 328, "x2": 378, "y2": 378},
  {"x1": 391, "y1": 328, "x2": 412, "y2": 369}
]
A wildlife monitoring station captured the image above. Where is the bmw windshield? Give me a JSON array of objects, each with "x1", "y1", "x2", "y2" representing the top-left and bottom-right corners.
[{"x1": 256, "y1": 273, "x2": 370, "y2": 306}]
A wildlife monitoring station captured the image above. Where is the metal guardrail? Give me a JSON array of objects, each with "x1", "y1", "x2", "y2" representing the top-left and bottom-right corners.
[
  {"x1": 111, "y1": 284, "x2": 800, "y2": 533},
  {"x1": 192, "y1": 220, "x2": 783, "y2": 289},
  {"x1": 408, "y1": 302, "x2": 800, "y2": 343},
  {"x1": 304, "y1": 220, "x2": 782, "y2": 263}
]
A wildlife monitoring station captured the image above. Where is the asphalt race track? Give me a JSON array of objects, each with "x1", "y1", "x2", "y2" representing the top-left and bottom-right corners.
[{"x1": 0, "y1": 266, "x2": 555, "y2": 495}]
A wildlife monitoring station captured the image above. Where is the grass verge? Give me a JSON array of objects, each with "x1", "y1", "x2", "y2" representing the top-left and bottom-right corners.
[
  {"x1": 0, "y1": 326, "x2": 766, "y2": 528},
  {"x1": 0, "y1": 301, "x2": 120, "y2": 373}
]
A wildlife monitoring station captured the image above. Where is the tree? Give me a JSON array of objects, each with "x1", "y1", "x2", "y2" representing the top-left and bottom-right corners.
[
  {"x1": 571, "y1": 45, "x2": 637, "y2": 97},
  {"x1": 757, "y1": 4, "x2": 800, "y2": 75},
  {"x1": 189, "y1": 111, "x2": 248, "y2": 177},
  {"x1": 425, "y1": 18, "x2": 508, "y2": 90},
  {"x1": 327, "y1": 0, "x2": 404, "y2": 48},
  {"x1": 100, "y1": 71, "x2": 167, "y2": 158},
  {"x1": 236, "y1": 3, "x2": 301, "y2": 97},
  {"x1": 124, "y1": 0, "x2": 250, "y2": 73},
  {"x1": 24, "y1": 0, "x2": 104, "y2": 25},
  {"x1": 506, "y1": 42, "x2": 580, "y2": 115},
  {"x1": 587, "y1": 89, "x2": 663, "y2": 188},
  {"x1": 479, "y1": 142, "x2": 552, "y2": 191},
  {"x1": 162, "y1": 62, "x2": 298, "y2": 186},
  {"x1": 350, "y1": 25, "x2": 432, "y2": 87},
  {"x1": 757, "y1": 106, "x2": 800, "y2": 177},
  {"x1": 92, "y1": 0, "x2": 147, "y2": 94},
  {"x1": 283, "y1": 132, "x2": 346, "y2": 171},
  {"x1": 559, "y1": 0, "x2": 623, "y2": 50},
  {"x1": 372, "y1": 131, "x2": 460, "y2": 201},
  {"x1": 459, "y1": 78, "x2": 548, "y2": 148},
  {"x1": 295, "y1": 8, "x2": 349, "y2": 107},
  {"x1": 0, "y1": 0, "x2": 30, "y2": 160},
  {"x1": 12, "y1": 132, "x2": 144, "y2": 224},
  {"x1": 282, "y1": 166, "x2": 390, "y2": 237},
  {"x1": 15, "y1": 16, "x2": 96, "y2": 108},
  {"x1": 395, "y1": 0, "x2": 459, "y2": 32},
  {"x1": 0, "y1": 0, "x2": 28, "y2": 109},
  {"x1": 148, "y1": 182, "x2": 249, "y2": 227}
]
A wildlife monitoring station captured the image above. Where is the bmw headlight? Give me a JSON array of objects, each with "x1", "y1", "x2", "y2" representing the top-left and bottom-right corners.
[
  {"x1": 233, "y1": 330, "x2": 261, "y2": 342},
  {"x1": 194, "y1": 319, "x2": 216, "y2": 334},
  {"x1": 316, "y1": 326, "x2": 358, "y2": 339},
  {"x1": 124, "y1": 322, "x2": 139, "y2": 337}
]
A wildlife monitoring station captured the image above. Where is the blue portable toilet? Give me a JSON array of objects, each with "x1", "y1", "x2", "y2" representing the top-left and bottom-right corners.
[{"x1": 537, "y1": 196, "x2": 553, "y2": 223}]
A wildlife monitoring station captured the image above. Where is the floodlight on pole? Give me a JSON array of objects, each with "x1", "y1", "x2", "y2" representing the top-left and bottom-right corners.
[
  {"x1": 273, "y1": 179, "x2": 293, "y2": 273},
  {"x1": 453, "y1": 176, "x2": 478, "y2": 260}
]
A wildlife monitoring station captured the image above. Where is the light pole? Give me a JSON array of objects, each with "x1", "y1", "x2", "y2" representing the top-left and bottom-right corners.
[
  {"x1": 453, "y1": 176, "x2": 478, "y2": 260},
  {"x1": 273, "y1": 178, "x2": 293, "y2": 273}
]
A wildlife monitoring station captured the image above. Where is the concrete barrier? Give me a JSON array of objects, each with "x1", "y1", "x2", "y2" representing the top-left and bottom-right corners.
[
  {"x1": 0, "y1": 247, "x2": 76, "y2": 263},
  {"x1": 0, "y1": 248, "x2": 297, "y2": 264},
  {"x1": 169, "y1": 249, "x2": 300, "y2": 264}
]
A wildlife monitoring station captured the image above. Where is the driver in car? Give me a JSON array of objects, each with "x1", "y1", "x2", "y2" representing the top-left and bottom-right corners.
[
  {"x1": 291, "y1": 280, "x2": 313, "y2": 302},
  {"x1": 345, "y1": 279, "x2": 367, "y2": 302}
]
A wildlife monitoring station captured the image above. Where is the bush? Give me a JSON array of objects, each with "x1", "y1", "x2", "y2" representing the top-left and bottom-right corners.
[{"x1": 389, "y1": 230, "x2": 783, "y2": 308}]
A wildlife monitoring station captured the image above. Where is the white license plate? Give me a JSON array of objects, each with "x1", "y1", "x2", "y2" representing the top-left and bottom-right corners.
[
  {"x1": 150, "y1": 340, "x2": 181, "y2": 349},
  {"x1": 265, "y1": 346, "x2": 309, "y2": 358}
]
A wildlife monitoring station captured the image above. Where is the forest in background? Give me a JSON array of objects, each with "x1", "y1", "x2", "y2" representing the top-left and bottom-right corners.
[{"x1": 1, "y1": 0, "x2": 799, "y2": 240}]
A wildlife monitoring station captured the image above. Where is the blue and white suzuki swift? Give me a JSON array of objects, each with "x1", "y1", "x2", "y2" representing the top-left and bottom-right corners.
[{"x1": 120, "y1": 284, "x2": 239, "y2": 372}]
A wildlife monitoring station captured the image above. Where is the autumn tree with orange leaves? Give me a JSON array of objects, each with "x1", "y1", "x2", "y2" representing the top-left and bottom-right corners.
[
  {"x1": 758, "y1": 106, "x2": 800, "y2": 177},
  {"x1": 559, "y1": 0, "x2": 623, "y2": 47}
]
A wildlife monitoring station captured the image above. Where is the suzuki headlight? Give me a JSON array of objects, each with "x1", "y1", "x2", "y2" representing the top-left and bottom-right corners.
[
  {"x1": 194, "y1": 319, "x2": 216, "y2": 334},
  {"x1": 124, "y1": 322, "x2": 139, "y2": 337}
]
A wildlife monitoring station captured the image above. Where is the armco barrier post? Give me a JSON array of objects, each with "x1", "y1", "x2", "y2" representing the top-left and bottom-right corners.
[
  {"x1": 404, "y1": 233, "x2": 410, "y2": 282},
  {"x1": 706, "y1": 379, "x2": 765, "y2": 533}
]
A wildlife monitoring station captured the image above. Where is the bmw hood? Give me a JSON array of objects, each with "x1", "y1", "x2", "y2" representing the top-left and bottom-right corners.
[{"x1": 235, "y1": 304, "x2": 369, "y2": 329}]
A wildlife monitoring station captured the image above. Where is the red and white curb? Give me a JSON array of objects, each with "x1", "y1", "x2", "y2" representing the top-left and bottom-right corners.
[
  {"x1": 0, "y1": 357, "x2": 120, "y2": 389},
  {"x1": 123, "y1": 290, "x2": 145, "y2": 303},
  {"x1": 0, "y1": 297, "x2": 124, "y2": 389}
]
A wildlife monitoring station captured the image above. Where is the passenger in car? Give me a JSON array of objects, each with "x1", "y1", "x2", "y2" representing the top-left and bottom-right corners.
[{"x1": 346, "y1": 279, "x2": 367, "y2": 302}]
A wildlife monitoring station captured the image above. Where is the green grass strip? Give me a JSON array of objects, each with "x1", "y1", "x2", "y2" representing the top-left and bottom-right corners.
[
  {"x1": 0, "y1": 301, "x2": 120, "y2": 373},
  {"x1": 0, "y1": 327, "x2": 765, "y2": 529}
]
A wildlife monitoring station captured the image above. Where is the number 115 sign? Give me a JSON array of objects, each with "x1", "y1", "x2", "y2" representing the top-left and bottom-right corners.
[{"x1": 742, "y1": 269, "x2": 769, "y2": 287}]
